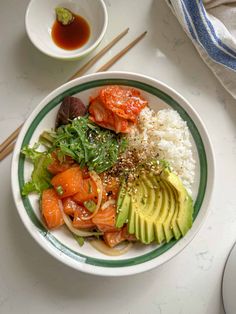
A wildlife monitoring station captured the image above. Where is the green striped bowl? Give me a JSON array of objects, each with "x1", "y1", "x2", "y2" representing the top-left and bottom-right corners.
[{"x1": 11, "y1": 72, "x2": 214, "y2": 276}]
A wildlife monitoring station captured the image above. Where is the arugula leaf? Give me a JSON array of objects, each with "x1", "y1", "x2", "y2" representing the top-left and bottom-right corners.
[
  {"x1": 51, "y1": 116, "x2": 127, "y2": 173},
  {"x1": 21, "y1": 146, "x2": 53, "y2": 196},
  {"x1": 73, "y1": 234, "x2": 85, "y2": 246}
]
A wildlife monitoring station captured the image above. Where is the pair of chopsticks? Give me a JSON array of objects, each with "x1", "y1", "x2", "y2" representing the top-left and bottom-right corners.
[{"x1": 0, "y1": 28, "x2": 147, "y2": 161}]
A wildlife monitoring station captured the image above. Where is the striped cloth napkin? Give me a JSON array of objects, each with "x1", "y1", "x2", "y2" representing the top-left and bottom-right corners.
[{"x1": 166, "y1": 0, "x2": 236, "y2": 99}]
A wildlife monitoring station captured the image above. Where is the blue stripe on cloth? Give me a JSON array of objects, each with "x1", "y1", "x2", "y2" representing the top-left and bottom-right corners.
[
  {"x1": 179, "y1": 0, "x2": 236, "y2": 70},
  {"x1": 180, "y1": 1, "x2": 197, "y2": 40},
  {"x1": 197, "y1": 0, "x2": 236, "y2": 58}
]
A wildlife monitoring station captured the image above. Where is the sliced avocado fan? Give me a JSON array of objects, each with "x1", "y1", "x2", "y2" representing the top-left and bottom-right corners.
[{"x1": 116, "y1": 169, "x2": 194, "y2": 245}]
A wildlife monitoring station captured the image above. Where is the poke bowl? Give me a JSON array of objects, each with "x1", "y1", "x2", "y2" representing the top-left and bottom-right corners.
[{"x1": 11, "y1": 71, "x2": 214, "y2": 276}]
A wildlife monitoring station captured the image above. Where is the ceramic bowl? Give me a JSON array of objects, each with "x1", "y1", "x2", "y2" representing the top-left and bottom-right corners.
[
  {"x1": 11, "y1": 71, "x2": 215, "y2": 276},
  {"x1": 25, "y1": 0, "x2": 108, "y2": 60}
]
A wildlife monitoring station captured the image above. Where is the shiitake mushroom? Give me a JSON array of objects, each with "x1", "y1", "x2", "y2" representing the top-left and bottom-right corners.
[{"x1": 56, "y1": 96, "x2": 87, "y2": 128}]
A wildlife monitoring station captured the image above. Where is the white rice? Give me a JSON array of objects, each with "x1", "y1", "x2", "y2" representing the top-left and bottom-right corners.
[{"x1": 126, "y1": 107, "x2": 195, "y2": 193}]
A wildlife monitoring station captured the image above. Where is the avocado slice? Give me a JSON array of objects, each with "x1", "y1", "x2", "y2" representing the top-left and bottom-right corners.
[
  {"x1": 162, "y1": 180, "x2": 175, "y2": 243},
  {"x1": 116, "y1": 180, "x2": 126, "y2": 209},
  {"x1": 177, "y1": 192, "x2": 193, "y2": 236},
  {"x1": 170, "y1": 188, "x2": 182, "y2": 240},
  {"x1": 128, "y1": 180, "x2": 144, "y2": 234},
  {"x1": 162, "y1": 170, "x2": 193, "y2": 237},
  {"x1": 144, "y1": 178, "x2": 162, "y2": 244},
  {"x1": 142, "y1": 175, "x2": 156, "y2": 216},
  {"x1": 116, "y1": 191, "x2": 131, "y2": 228},
  {"x1": 144, "y1": 175, "x2": 158, "y2": 243},
  {"x1": 140, "y1": 179, "x2": 149, "y2": 208},
  {"x1": 128, "y1": 201, "x2": 135, "y2": 234},
  {"x1": 139, "y1": 176, "x2": 156, "y2": 244},
  {"x1": 128, "y1": 175, "x2": 157, "y2": 244},
  {"x1": 135, "y1": 180, "x2": 149, "y2": 241},
  {"x1": 153, "y1": 180, "x2": 169, "y2": 244},
  {"x1": 144, "y1": 218, "x2": 155, "y2": 244},
  {"x1": 138, "y1": 214, "x2": 147, "y2": 243}
]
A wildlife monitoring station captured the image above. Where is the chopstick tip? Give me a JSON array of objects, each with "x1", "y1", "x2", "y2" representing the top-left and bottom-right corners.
[{"x1": 137, "y1": 31, "x2": 147, "y2": 40}]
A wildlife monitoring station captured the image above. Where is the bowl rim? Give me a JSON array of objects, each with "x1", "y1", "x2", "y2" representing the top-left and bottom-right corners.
[
  {"x1": 11, "y1": 71, "x2": 215, "y2": 276},
  {"x1": 25, "y1": 0, "x2": 108, "y2": 60}
]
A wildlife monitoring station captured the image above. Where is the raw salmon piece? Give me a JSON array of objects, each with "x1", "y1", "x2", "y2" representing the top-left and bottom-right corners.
[
  {"x1": 81, "y1": 167, "x2": 90, "y2": 179},
  {"x1": 62, "y1": 197, "x2": 79, "y2": 216},
  {"x1": 121, "y1": 225, "x2": 137, "y2": 241},
  {"x1": 51, "y1": 167, "x2": 83, "y2": 198},
  {"x1": 92, "y1": 205, "x2": 118, "y2": 232},
  {"x1": 42, "y1": 189, "x2": 64, "y2": 229},
  {"x1": 104, "y1": 225, "x2": 136, "y2": 248},
  {"x1": 104, "y1": 176, "x2": 120, "y2": 199},
  {"x1": 72, "y1": 206, "x2": 96, "y2": 229},
  {"x1": 73, "y1": 178, "x2": 98, "y2": 204},
  {"x1": 47, "y1": 151, "x2": 74, "y2": 175},
  {"x1": 103, "y1": 229, "x2": 125, "y2": 248}
]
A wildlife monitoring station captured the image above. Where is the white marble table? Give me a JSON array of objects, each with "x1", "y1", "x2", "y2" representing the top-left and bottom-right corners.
[{"x1": 1, "y1": 0, "x2": 235, "y2": 313}]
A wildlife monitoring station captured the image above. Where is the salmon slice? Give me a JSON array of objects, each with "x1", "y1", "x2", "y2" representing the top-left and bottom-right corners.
[
  {"x1": 104, "y1": 225, "x2": 137, "y2": 247},
  {"x1": 51, "y1": 167, "x2": 83, "y2": 198},
  {"x1": 92, "y1": 204, "x2": 118, "y2": 232},
  {"x1": 62, "y1": 197, "x2": 79, "y2": 216},
  {"x1": 73, "y1": 177, "x2": 98, "y2": 204},
  {"x1": 103, "y1": 229, "x2": 125, "y2": 247},
  {"x1": 81, "y1": 167, "x2": 90, "y2": 179},
  {"x1": 103, "y1": 176, "x2": 120, "y2": 199},
  {"x1": 72, "y1": 206, "x2": 96, "y2": 229},
  {"x1": 47, "y1": 151, "x2": 74, "y2": 175},
  {"x1": 41, "y1": 188, "x2": 64, "y2": 229},
  {"x1": 121, "y1": 225, "x2": 137, "y2": 241}
]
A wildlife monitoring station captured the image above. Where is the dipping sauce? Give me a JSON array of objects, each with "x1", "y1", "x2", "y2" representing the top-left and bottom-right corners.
[{"x1": 51, "y1": 12, "x2": 90, "y2": 50}]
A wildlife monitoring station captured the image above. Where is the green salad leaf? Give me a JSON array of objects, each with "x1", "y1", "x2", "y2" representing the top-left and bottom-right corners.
[
  {"x1": 21, "y1": 145, "x2": 53, "y2": 196},
  {"x1": 73, "y1": 234, "x2": 85, "y2": 247}
]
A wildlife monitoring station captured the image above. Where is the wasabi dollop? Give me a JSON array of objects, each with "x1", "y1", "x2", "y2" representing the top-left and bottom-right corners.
[{"x1": 55, "y1": 7, "x2": 74, "y2": 26}]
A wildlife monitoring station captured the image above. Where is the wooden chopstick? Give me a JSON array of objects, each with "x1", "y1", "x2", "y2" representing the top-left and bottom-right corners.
[
  {"x1": 0, "y1": 141, "x2": 15, "y2": 161},
  {"x1": 97, "y1": 31, "x2": 147, "y2": 72},
  {"x1": 0, "y1": 30, "x2": 147, "y2": 162},
  {"x1": 0, "y1": 123, "x2": 23, "y2": 153},
  {"x1": 68, "y1": 27, "x2": 129, "y2": 81}
]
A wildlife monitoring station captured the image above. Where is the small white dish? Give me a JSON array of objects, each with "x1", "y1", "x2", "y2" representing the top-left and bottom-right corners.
[
  {"x1": 11, "y1": 71, "x2": 215, "y2": 276},
  {"x1": 25, "y1": 0, "x2": 108, "y2": 60},
  {"x1": 222, "y1": 241, "x2": 236, "y2": 313}
]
